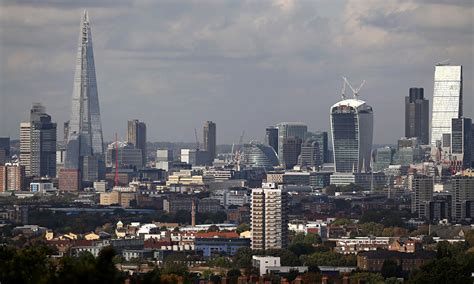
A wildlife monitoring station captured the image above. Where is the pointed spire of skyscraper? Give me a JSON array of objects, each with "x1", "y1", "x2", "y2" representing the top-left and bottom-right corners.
[{"x1": 63, "y1": 11, "x2": 104, "y2": 184}]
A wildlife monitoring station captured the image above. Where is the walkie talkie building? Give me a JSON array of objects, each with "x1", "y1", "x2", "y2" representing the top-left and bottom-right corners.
[{"x1": 330, "y1": 98, "x2": 373, "y2": 173}]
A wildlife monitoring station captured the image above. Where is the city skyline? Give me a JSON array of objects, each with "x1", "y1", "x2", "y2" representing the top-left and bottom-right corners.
[{"x1": 0, "y1": 1, "x2": 473, "y2": 144}]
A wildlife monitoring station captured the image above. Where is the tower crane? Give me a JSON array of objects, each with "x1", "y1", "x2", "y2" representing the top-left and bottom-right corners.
[
  {"x1": 343, "y1": 77, "x2": 365, "y2": 99},
  {"x1": 341, "y1": 78, "x2": 346, "y2": 100}
]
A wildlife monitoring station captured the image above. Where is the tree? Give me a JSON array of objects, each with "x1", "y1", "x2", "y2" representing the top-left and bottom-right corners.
[
  {"x1": 236, "y1": 223, "x2": 250, "y2": 234},
  {"x1": 332, "y1": 218, "x2": 353, "y2": 226},
  {"x1": 350, "y1": 272, "x2": 384, "y2": 284},
  {"x1": 285, "y1": 269, "x2": 300, "y2": 282},
  {"x1": 300, "y1": 251, "x2": 356, "y2": 267},
  {"x1": 381, "y1": 259, "x2": 402, "y2": 278},
  {"x1": 289, "y1": 242, "x2": 315, "y2": 257},
  {"x1": 464, "y1": 230, "x2": 474, "y2": 248},
  {"x1": 233, "y1": 247, "x2": 253, "y2": 269},
  {"x1": 0, "y1": 245, "x2": 56, "y2": 284},
  {"x1": 265, "y1": 249, "x2": 300, "y2": 266}
]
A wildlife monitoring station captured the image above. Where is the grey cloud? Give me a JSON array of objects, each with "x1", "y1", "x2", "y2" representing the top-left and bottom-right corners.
[{"x1": 0, "y1": 0, "x2": 472, "y2": 145}]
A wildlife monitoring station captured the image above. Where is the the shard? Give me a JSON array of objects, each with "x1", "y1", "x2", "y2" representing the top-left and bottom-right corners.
[{"x1": 64, "y1": 11, "x2": 104, "y2": 181}]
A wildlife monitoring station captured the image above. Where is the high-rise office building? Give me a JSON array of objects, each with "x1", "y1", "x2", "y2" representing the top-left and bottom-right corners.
[
  {"x1": 156, "y1": 149, "x2": 173, "y2": 171},
  {"x1": 431, "y1": 65, "x2": 462, "y2": 146},
  {"x1": 451, "y1": 118, "x2": 472, "y2": 170},
  {"x1": 127, "y1": 120, "x2": 147, "y2": 167},
  {"x1": 265, "y1": 127, "x2": 278, "y2": 154},
  {"x1": 0, "y1": 163, "x2": 26, "y2": 192},
  {"x1": 307, "y1": 131, "x2": 329, "y2": 163},
  {"x1": 63, "y1": 121, "x2": 69, "y2": 143},
  {"x1": 373, "y1": 147, "x2": 395, "y2": 171},
  {"x1": 63, "y1": 11, "x2": 104, "y2": 183},
  {"x1": 410, "y1": 175, "x2": 433, "y2": 219},
  {"x1": 251, "y1": 184, "x2": 288, "y2": 250},
  {"x1": 203, "y1": 121, "x2": 216, "y2": 161},
  {"x1": 19, "y1": 103, "x2": 57, "y2": 177},
  {"x1": 471, "y1": 124, "x2": 474, "y2": 168},
  {"x1": 0, "y1": 137, "x2": 10, "y2": 164},
  {"x1": 450, "y1": 176, "x2": 474, "y2": 221},
  {"x1": 281, "y1": 137, "x2": 302, "y2": 169},
  {"x1": 106, "y1": 141, "x2": 143, "y2": 169},
  {"x1": 298, "y1": 138, "x2": 321, "y2": 168},
  {"x1": 277, "y1": 122, "x2": 307, "y2": 164},
  {"x1": 405, "y1": 88, "x2": 429, "y2": 145},
  {"x1": 330, "y1": 98, "x2": 373, "y2": 173}
]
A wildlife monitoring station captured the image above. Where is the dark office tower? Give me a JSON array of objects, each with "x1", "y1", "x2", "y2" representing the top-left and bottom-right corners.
[
  {"x1": 277, "y1": 122, "x2": 307, "y2": 165},
  {"x1": 203, "y1": 121, "x2": 216, "y2": 161},
  {"x1": 64, "y1": 11, "x2": 104, "y2": 183},
  {"x1": 265, "y1": 127, "x2": 278, "y2": 154},
  {"x1": 127, "y1": 120, "x2": 147, "y2": 167},
  {"x1": 298, "y1": 138, "x2": 321, "y2": 168},
  {"x1": 281, "y1": 136, "x2": 302, "y2": 169},
  {"x1": 450, "y1": 176, "x2": 474, "y2": 221},
  {"x1": 405, "y1": 88, "x2": 429, "y2": 145},
  {"x1": 20, "y1": 103, "x2": 57, "y2": 177},
  {"x1": 471, "y1": 124, "x2": 474, "y2": 167},
  {"x1": 63, "y1": 121, "x2": 69, "y2": 143},
  {"x1": 0, "y1": 137, "x2": 10, "y2": 164},
  {"x1": 308, "y1": 131, "x2": 329, "y2": 163},
  {"x1": 451, "y1": 117, "x2": 472, "y2": 169},
  {"x1": 331, "y1": 98, "x2": 373, "y2": 173}
]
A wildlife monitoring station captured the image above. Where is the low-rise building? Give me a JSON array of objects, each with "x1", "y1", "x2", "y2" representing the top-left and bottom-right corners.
[{"x1": 357, "y1": 250, "x2": 436, "y2": 273}]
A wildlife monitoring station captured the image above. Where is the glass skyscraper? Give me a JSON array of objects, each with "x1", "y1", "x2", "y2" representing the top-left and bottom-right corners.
[
  {"x1": 330, "y1": 98, "x2": 373, "y2": 173},
  {"x1": 405, "y1": 88, "x2": 429, "y2": 145},
  {"x1": 265, "y1": 127, "x2": 278, "y2": 154},
  {"x1": 203, "y1": 121, "x2": 216, "y2": 161},
  {"x1": 276, "y1": 122, "x2": 307, "y2": 165},
  {"x1": 242, "y1": 142, "x2": 279, "y2": 169},
  {"x1": 64, "y1": 11, "x2": 104, "y2": 180},
  {"x1": 431, "y1": 65, "x2": 462, "y2": 146},
  {"x1": 451, "y1": 117, "x2": 472, "y2": 169},
  {"x1": 127, "y1": 120, "x2": 147, "y2": 167}
]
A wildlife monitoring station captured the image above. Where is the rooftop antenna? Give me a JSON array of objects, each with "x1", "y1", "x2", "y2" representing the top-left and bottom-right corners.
[{"x1": 343, "y1": 77, "x2": 365, "y2": 99}]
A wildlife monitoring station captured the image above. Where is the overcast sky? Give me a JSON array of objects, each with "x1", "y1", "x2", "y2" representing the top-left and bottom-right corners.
[{"x1": 0, "y1": 0, "x2": 472, "y2": 144}]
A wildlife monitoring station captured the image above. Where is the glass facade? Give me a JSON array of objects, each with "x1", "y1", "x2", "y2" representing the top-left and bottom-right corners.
[
  {"x1": 265, "y1": 127, "x2": 278, "y2": 154},
  {"x1": 431, "y1": 65, "x2": 462, "y2": 146},
  {"x1": 276, "y1": 122, "x2": 307, "y2": 164},
  {"x1": 242, "y1": 142, "x2": 279, "y2": 169},
  {"x1": 373, "y1": 147, "x2": 395, "y2": 171},
  {"x1": 330, "y1": 99, "x2": 373, "y2": 173},
  {"x1": 65, "y1": 11, "x2": 104, "y2": 175},
  {"x1": 451, "y1": 118, "x2": 472, "y2": 169},
  {"x1": 405, "y1": 88, "x2": 429, "y2": 145}
]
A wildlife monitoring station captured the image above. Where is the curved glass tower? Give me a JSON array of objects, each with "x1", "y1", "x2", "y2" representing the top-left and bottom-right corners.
[
  {"x1": 242, "y1": 142, "x2": 279, "y2": 169},
  {"x1": 430, "y1": 65, "x2": 462, "y2": 146},
  {"x1": 330, "y1": 98, "x2": 373, "y2": 173},
  {"x1": 64, "y1": 11, "x2": 104, "y2": 180}
]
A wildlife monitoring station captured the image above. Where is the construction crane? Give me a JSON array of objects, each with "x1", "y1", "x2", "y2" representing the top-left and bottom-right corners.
[
  {"x1": 233, "y1": 130, "x2": 246, "y2": 170},
  {"x1": 341, "y1": 78, "x2": 346, "y2": 100},
  {"x1": 343, "y1": 77, "x2": 365, "y2": 99},
  {"x1": 194, "y1": 128, "x2": 199, "y2": 150}
]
